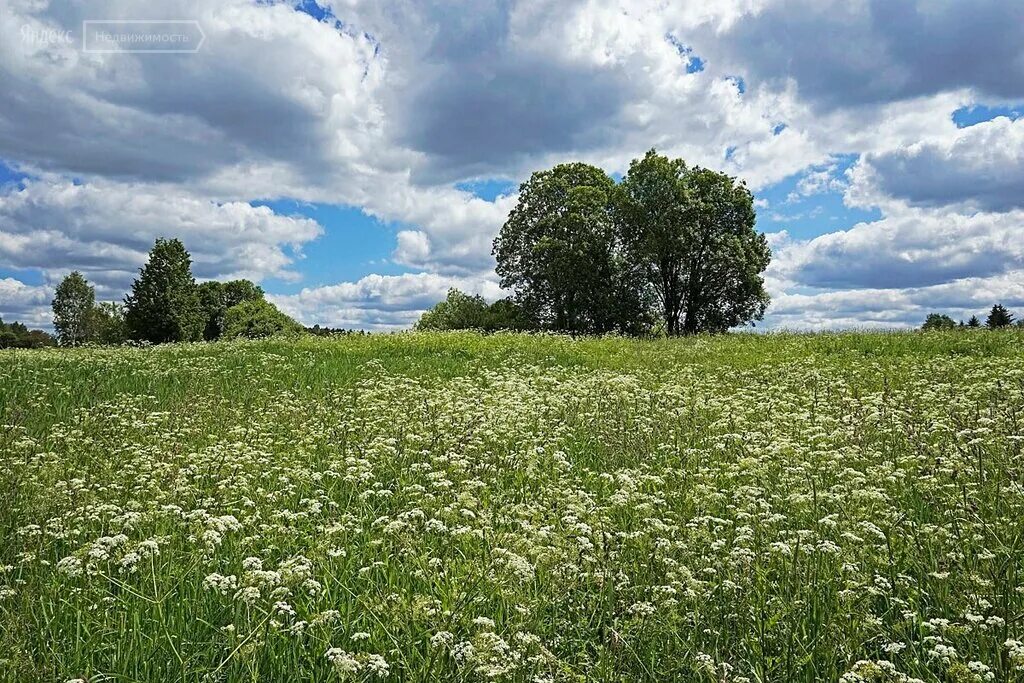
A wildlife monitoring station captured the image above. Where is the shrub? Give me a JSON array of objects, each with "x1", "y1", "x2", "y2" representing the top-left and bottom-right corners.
[{"x1": 222, "y1": 299, "x2": 302, "y2": 339}]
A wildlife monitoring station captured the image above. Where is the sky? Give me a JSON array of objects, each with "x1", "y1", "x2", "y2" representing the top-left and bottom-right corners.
[{"x1": 2, "y1": 0, "x2": 1023, "y2": 331}]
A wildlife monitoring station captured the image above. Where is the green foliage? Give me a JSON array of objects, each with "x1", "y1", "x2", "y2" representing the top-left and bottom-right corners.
[
  {"x1": 986, "y1": 303, "x2": 1015, "y2": 329},
  {"x1": 87, "y1": 302, "x2": 129, "y2": 345},
  {"x1": 494, "y1": 152, "x2": 769, "y2": 336},
  {"x1": 493, "y1": 163, "x2": 650, "y2": 334},
  {"x1": 198, "y1": 279, "x2": 265, "y2": 340},
  {"x1": 415, "y1": 290, "x2": 536, "y2": 332},
  {"x1": 967, "y1": 315, "x2": 981, "y2": 328},
  {"x1": 51, "y1": 271, "x2": 95, "y2": 346},
  {"x1": 617, "y1": 149, "x2": 770, "y2": 334},
  {"x1": 922, "y1": 313, "x2": 957, "y2": 330},
  {"x1": 222, "y1": 298, "x2": 302, "y2": 339},
  {"x1": 415, "y1": 288, "x2": 490, "y2": 330},
  {"x1": 0, "y1": 318, "x2": 55, "y2": 348},
  {"x1": 484, "y1": 297, "x2": 535, "y2": 331},
  {"x1": 124, "y1": 238, "x2": 204, "y2": 344}
]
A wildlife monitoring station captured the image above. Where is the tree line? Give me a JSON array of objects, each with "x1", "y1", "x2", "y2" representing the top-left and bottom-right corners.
[
  {"x1": 922, "y1": 304, "x2": 1023, "y2": 331},
  {"x1": 417, "y1": 149, "x2": 772, "y2": 335},
  {"x1": 49, "y1": 238, "x2": 302, "y2": 346}
]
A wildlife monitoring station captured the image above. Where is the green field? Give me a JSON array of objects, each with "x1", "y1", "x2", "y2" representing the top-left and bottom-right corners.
[{"x1": 3, "y1": 332, "x2": 1024, "y2": 682}]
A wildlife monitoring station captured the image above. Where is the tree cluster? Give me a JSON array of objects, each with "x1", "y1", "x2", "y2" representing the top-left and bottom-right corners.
[
  {"x1": 50, "y1": 238, "x2": 301, "y2": 346},
  {"x1": 488, "y1": 150, "x2": 770, "y2": 335},
  {"x1": 921, "y1": 304, "x2": 1023, "y2": 331},
  {"x1": 415, "y1": 289, "x2": 534, "y2": 332},
  {"x1": 0, "y1": 317, "x2": 55, "y2": 349}
]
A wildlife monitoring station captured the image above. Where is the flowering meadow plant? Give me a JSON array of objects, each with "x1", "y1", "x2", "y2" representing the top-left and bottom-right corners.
[{"x1": 1, "y1": 331, "x2": 1024, "y2": 681}]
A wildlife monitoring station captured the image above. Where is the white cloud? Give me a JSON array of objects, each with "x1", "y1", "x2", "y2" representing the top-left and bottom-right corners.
[
  {"x1": 770, "y1": 206, "x2": 1024, "y2": 291},
  {"x1": 848, "y1": 116, "x2": 1024, "y2": 212},
  {"x1": 0, "y1": 178, "x2": 322, "y2": 295},
  {"x1": 764, "y1": 270, "x2": 1024, "y2": 331},
  {"x1": 1, "y1": 0, "x2": 1023, "y2": 329},
  {"x1": 0, "y1": 277, "x2": 51, "y2": 328},
  {"x1": 270, "y1": 272, "x2": 504, "y2": 330}
]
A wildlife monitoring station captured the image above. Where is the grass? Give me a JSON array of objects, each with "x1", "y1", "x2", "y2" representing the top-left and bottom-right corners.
[{"x1": 2, "y1": 330, "x2": 1024, "y2": 682}]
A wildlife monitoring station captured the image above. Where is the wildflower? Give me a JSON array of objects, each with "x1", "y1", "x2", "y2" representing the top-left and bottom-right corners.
[
  {"x1": 56, "y1": 556, "x2": 83, "y2": 578},
  {"x1": 203, "y1": 573, "x2": 238, "y2": 595},
  {"x1": 272, "y1": 601, "x2": 295, "y2": 616},
  {"x1": 364, "y1": 654, "x2": 389, "y2": 677},
  {"x1": 325, "y1": 647, "x2": 360, "y2": 674},
  {"x1": 430, "y1": 631, "x2": 455, "y2": 649}
]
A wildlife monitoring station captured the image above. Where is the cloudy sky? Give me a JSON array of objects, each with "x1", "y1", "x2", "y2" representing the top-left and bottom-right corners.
[{"x1": 2, "y1": 0, "x2": 1023, "y2": 331}]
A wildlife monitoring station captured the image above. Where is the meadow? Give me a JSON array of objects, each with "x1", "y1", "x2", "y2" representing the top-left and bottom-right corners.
[{"x1": 2, "y1": 331, "x2": 1024, "y2": 682}]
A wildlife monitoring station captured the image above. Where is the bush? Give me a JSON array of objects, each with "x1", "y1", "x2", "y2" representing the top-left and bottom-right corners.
[
  {"x1": 921, "y1": 313, "x2": 956, "y2": 331},
  {"x1": 222, "y1": 299, "x2": 302, "y2": 339},
  {"x1": 416, "y1": 289, "x2": 536, "y2": 332}
]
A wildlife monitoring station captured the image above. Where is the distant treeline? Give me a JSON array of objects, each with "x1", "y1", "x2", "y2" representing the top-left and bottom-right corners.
[
  {"x1": 922, "y1": 305, "x2": 1023, "y2": 330},
  {"x1": 47, "y1": 238, "x2": 302, "y2": 347},
  {"x1": 0, "y1": 318, "x2": 55, "y2": 348}
]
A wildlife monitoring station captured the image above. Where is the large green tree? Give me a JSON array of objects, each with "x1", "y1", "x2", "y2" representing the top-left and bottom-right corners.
[
  {"x1": 617, "y1": 150, "x2": 771, "y2": 335},
  {"x1": 986, "y1": 303, "x2": 1015, "y2": 329},
  {"x1": 51, "y1": 271, "x2": 95, "y2": 346},
  {"x1": 921, "y1": 313, "x2": 957, "y2": 331},
  {"x1": 493, "y1": 163, "x2": 648, "y2": 334},
  {"x1": 415, "y1": 290, "x2": 536, "y2": 332},
  {"x1": 222, "y1": 299, "x2": 301, "y2": 339},
  {"x1": 198, "y1": 279, "x2": 265, "y2": 340},
  {"x1": 124, "y1": 238, "x2": 204, "y2": 343}
]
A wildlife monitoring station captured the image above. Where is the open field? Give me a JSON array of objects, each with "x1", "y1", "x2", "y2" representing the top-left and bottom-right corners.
[{"x1": 3, "y1": 332, "x2": 1024, "y2": 682}]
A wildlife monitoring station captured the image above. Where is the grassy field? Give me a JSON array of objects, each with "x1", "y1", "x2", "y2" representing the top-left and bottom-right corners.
[{"x1": 2, "y1": 331, "x2": 1024, "y2": 682}]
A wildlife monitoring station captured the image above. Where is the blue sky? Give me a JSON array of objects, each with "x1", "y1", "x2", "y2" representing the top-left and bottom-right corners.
[{"x1": 2, "y1": 0, "x2": 1024, "y2": 330}]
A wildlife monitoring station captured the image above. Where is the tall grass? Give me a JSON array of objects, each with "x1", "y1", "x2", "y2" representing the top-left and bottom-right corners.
[{"x1": 2, "y1": 330, "x2": 1024, "y2": 681}]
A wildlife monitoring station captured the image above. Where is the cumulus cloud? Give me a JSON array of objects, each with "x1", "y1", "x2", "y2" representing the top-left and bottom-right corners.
[
  {"x1": 0, "y1": 277, "x2": 51, "y2": 327},
  {"x1": 270, "y1": 272, "x2": 504, "y2": 330},
  {"x1": 848, "y1": 116, "x2": 1024, "y2": 212},
  {"x1": 1, "y1": 0, "x2": 1023, "y2": 329},
  {"x1": 706, "y1": 0, "x2": 1024, "y2": 109},
  {"x1": 0, "y1": 178, "x2": 322, "y2": 295},
  {"x1": 771, "y1": 207, "x2": 1024, "y2": 291},
  {"x1": 764, "y1": 270, "x2": 1024, "y2": 331}
]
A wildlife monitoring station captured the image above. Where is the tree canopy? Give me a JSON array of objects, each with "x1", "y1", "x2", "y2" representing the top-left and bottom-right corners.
[
  {"x1": 986, "y1": 304, "x2": 1015, "y2": 329},
  {"x1": 415, "y1": 289, "x2": 534, "y2": 332},
  {"x1": 51, "y1": 271, "x2": 95, "y2": 346},
  {"x1": 922, "y1": 313, "x2": 957, "y2": 331},
  {"x1": 616, "y1": 151, "x2": 770, "y2": 334},
  {"x1": 493, "y1": 163, "x2": 649, "y2": 335},
  {"x1": 492, "y1": 151, "x2": 769, "y2": 336},
  {"x1": 222, "y1": 299, "x2": 302, "y2": 339},
  {"x1": 124, "y1": 238, "x2": 204, "y2": 344},
  {"x1": 199, "y1": 279, "x2": 265, "y2": 340}
]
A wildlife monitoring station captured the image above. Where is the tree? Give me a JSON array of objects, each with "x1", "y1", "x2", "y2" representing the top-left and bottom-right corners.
[
  {"x1": 986, "y1": 304, "x2": 1015, "y2": 329},
  {"x1": 493, "y1": 163, "x2": 649, "y2": 334},
  {"x1": 51, "y1": 271, "x2": 95, "y2": 346},
  {"x1": 616, "y1": 150, "x2": 770, "y2": 334},
  {"x1": 967, "y1": 315, "x2": 981, "y2": 328},
  {"x1": 484, "y1": 297, "x2": 535, "y2": 331},
  {"x1": 921, "y1": 313, "x2": 957, "y2": 331},
  {"x1": 415, "y1": 291, "x2": 537, "y2": 332},
  {"x1": 222, "y1": 299, "x2": 302, "y2": 339},
  {"x1": 88, "y1": 302, "x2": 128, "y2": 345},
  {"x1": 124, "y1": 238, "x2": 204, "y2": 343},
  {"x1": 415, "y1": 289, "x2": 490, "y2": 331},
  {"x1": 198, "y1": 279, "x2": 265, "y2": 340},
  {"x1": 0, "y1": 318, "x2": 56, "y2": 348}
]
